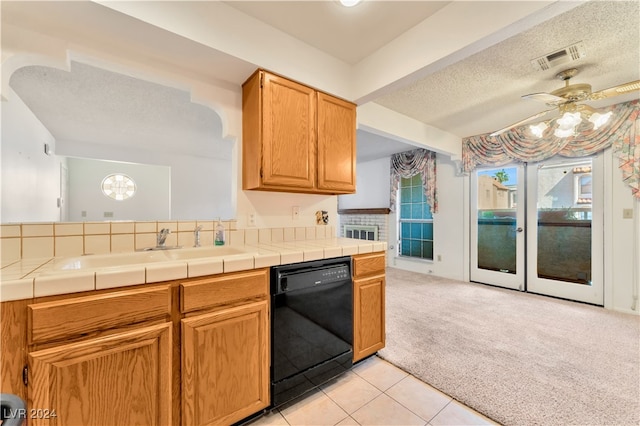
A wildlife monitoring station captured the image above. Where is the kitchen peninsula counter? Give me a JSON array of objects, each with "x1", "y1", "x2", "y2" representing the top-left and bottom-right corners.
[{"x1": 0, "y1": 238, "x2": 387, "y2": 301}]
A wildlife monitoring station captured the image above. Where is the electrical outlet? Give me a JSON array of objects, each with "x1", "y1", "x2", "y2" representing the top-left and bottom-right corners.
[
  {"x1": 292, "y1": 206, "x2": 300, "y2": 220},
  {"x1": 248, "y1": 213, "x2": 256, "y2": 227},
  {"x1": 437, "y1": 254, "x2": 442, "y2": 261},
  {"x1": 622, "y1": 208, "x2": 633, "y2": 219}
]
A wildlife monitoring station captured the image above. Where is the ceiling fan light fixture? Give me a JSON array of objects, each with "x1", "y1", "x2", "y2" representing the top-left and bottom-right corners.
[
  {"x1": 530, "y1": 122, "x2": 548, "y2": 138},
  {"x1": 556, "y1": 111, "x2": 582, "y2": 129},
  {"x1": 588, "y1": 111, "x2": 613, "y2": 130},
  {"x1": 554, "y1": 126, "x2": 576, "y2": 138},
  {"x1": 339, "y1": 0, "x2": 362, "y2": 6},
  {"x1": 552, "y1": 111, "x2": 581, "y2": 138}
]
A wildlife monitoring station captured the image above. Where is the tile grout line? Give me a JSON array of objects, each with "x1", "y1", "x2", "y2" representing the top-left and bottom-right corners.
[{"x1": 379, "y1": 375, "x2": 437, "y2": 425}]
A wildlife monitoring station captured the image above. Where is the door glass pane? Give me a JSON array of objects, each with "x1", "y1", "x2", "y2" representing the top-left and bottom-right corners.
[
  {"x1": 536, "y1": 159, "x2": 592, "y2": 285},
  {"x1": 476, "y1": 168, "x2": 518, "y2": 274}
]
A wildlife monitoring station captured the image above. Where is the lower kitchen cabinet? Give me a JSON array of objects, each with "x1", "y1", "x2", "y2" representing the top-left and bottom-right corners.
[
  {"x1": 353, "y1": 252, "x2": 386, "y2": 362},
  {"x1": 28, "y1": 322, "x2": 172, "y2": 426},
  {"x1": 24, "y1": 285, "x2": 174, "y2": 425},
  {"x1": 180, "y1": 268, "x2": 270, "y2": 426},
  {"x1": 0, "y1": 269, "x2": 271, "y2": 426},
  {"x1": 181, "y1": 300, "x2": 270, "y2": 426}
]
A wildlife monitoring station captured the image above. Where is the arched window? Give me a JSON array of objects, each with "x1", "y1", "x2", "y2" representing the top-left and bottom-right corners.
[{"x1": 101, "y1": 173, "x2": 136, "y2": 201}]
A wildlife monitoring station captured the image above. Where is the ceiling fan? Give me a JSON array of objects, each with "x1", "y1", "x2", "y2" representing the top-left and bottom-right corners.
[{"x1": 490, "y1": 68, "x2": 640, "y2": 137}]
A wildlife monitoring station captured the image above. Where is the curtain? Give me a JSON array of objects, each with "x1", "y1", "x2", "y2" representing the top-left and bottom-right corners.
[
  {"x1": 462, "y1": 99, "x2": 640, "y2": 199},
  {"x1": 390, "y1": 148, "x2": 437, "y2": 213}
]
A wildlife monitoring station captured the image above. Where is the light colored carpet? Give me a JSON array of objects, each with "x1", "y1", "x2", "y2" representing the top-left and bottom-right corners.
[{"x1": 378, "y1": 267, "x2": 640, "y2": 426}]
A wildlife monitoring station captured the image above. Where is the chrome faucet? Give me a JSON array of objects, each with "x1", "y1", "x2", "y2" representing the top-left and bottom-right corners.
[
  {"x1": 194, "y1": 225, "x2": 203, "y2": 247},
  {"x1": 157, "y1": 228, "x2": 171, "y2": 248}
]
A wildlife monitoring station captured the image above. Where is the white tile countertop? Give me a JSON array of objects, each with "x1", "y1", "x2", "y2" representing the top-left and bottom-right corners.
[{"x1": 0, "y1": 238, "x2": 387, "y2": 302}]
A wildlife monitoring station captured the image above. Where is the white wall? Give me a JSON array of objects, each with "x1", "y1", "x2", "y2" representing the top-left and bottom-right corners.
[
  {"x1": 66, "y1": 157, "x2": 170, "y2": 222},
  {"x1": 338, "y1": 157, "x2": 390, "y2": 210},
  {"x1": 608, "y1": 151, "x2": 640, "y2": 314},
  {"x1": 1, "y1": 89, "x2": 63, "y2": 222},
  {"x1": 238, "y1": 190, "x2": 338, "y2": 231}
]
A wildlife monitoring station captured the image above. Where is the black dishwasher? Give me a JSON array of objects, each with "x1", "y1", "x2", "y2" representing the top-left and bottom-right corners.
[{"x1": 270, "y1": 256, "x2": 353, "y2": 407}]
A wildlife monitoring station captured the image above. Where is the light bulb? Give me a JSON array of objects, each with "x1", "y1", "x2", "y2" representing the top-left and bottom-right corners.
[
  {"x1": 340, "y1": 0, "x2": 362, "y2": 6},
  {"x1": 556, "y1": 112, "x2": 582, "y2": 129},
  {"x1": 554, "y1": 127, "x2": 575, "y2": 138},
  {"x1": 588, "y1": 111, "x2": 613, "y2": 130},
  {"x1": 529, "y1": 122, "x2": 548, "y2": 138}
]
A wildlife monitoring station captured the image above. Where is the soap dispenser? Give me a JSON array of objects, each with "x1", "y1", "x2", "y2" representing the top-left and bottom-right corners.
[{"x1": 214, "y1": 219, "x2": 225, "y2": 246}]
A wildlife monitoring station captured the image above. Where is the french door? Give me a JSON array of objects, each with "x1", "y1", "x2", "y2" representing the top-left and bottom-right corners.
[
  {"x1": 470, "y1": 154, "x2": 604, "y2": 305},
  {"x1": 470, "y1": 165, "x2": 525, "y2": 291}
]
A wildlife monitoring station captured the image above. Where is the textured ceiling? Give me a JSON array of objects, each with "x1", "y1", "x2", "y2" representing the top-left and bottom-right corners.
[
  {"x1": 374, "y1": 0, "x2": 640, "y2": 138},
  {"x1": 9, "y1": 62, "x2": 233, "y2": 160}
]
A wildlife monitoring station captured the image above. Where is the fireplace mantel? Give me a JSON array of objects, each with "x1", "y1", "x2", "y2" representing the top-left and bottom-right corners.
[{"x1": 337, "y1": 208, "x2": 391, "y2": 215}]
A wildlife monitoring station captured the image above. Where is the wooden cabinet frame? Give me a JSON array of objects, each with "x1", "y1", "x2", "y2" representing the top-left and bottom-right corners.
[
  {"x1": 1, "y1": 268, "x2": 271, "y2": 426},
  {"x1": 352, "y1": 252, "x2": 386, "y2": 362},
  {"x1": 242, "y1": 69, "x2": 356, "y2": 195}
]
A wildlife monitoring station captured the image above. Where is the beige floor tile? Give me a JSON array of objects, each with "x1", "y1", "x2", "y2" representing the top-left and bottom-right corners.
[
  {"x1": 430, "y1": 401, "x2": 495, "y2": 426},
  {"x1": 249, "y1": 410, "x2": 290, "y2": 425},
  {"x1": 385, "y1": 375, "x2": 452, "y2": 422},
  {"x1": 335, "y1": 416, "x2": 360, "y2": 425},
  {"x1": 352, "y1": 357, "x2": 408, "y2": 391},
  {"x1": 321, "y1": 371, "x2": 383, "y2": 414},
  {"x1": 280, "y1": 389, "x2": 349, "y2": 426},
  {"x1": 351, "y1": 394, "x2": 425, "y2": 426}
]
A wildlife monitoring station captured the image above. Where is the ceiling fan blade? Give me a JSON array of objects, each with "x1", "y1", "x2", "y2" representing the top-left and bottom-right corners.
[
  {"x1": 489, "y1": 108, "x2": 556, "y2": 136},
  {"x1": 522, "y1": 92, "x2": 566, "y2": 105},
  {"x1": 589, "y1": 80, "x2": 640, "y2": 100}
]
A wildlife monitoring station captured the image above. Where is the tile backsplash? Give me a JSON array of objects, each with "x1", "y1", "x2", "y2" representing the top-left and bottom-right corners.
[
  {"x1": 1, "y1": 220, "x2": 237, "y2": 262},
  {"x1": 0, "y1": 221, "x2": 337, "y2": 263}
]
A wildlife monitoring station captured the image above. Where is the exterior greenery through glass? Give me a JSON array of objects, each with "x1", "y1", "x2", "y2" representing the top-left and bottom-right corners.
[{"x1": 399, "y1": 175, "x2": 433, "y2": 260}]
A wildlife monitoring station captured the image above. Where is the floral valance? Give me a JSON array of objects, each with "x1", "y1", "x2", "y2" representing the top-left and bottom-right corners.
[
  {"x1": 390, "y1": 148, "x2": 438, "y2": 213},
  {"x1": 462, "y1": 99, "x2": 640, "y2": 199}
]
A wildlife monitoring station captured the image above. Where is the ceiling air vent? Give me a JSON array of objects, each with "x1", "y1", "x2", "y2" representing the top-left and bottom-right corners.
[{"x1": 531, "y1": 42, "x2": 586, "y2": 71}]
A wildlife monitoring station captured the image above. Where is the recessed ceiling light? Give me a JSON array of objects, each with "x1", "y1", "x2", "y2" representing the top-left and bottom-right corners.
[{"x1": 339, "y1": 0, "x2": 362, "y2": 7}]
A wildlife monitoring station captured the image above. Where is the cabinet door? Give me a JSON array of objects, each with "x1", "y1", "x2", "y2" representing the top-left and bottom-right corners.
[
  {"x1": 262, "y1": 72, "x2": 316, "y2": 189},
  {"x1": 181, "y1": 300, "x2": 269, "y2": 426},
  {"x1": 317, "y1": 92, "x2": 356, "y2": 193},
  {"x1": 28, "y1": 322, "x2": 172, "y2": 426},
  {"x1": 353, "y1": 274, "x2": 386, "y2": 362}
]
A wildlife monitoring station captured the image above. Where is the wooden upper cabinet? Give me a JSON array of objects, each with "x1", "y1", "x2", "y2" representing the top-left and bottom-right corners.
[
  {"x1": 243, "y1": 69, "x2": 356, "y2": 194},
  {"x1": 317, "y1": 92, "x2": 356, "y2": 192},
  {"x1": 261, "y1": 73, "x2": 316, "y2": 189}
]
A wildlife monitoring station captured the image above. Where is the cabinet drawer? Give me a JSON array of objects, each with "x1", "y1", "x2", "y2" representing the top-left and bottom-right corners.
[
  {"x1": 28, "y1": 285, "x2": 171, "y2": 345},
  {"x1": 180, "y1": 268, "x2": 269, "y2": 313},
  {"x1": 352, "y1": 252, "x2": 386, "y2": 278}
]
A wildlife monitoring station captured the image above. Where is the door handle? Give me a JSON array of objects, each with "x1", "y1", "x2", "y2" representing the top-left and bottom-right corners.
[{"x1": 516, "y1": 227, "x2": 523, "y2": 232}]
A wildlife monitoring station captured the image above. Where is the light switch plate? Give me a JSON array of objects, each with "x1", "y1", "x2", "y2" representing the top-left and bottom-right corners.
[{"x1": 622, "y1": 208, "x2": 633, "y2": 219}]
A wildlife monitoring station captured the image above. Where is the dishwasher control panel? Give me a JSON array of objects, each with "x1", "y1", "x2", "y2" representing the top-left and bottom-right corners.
[{"x1": 272, "y1": 257, "x2": 352, "y2": 294}]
